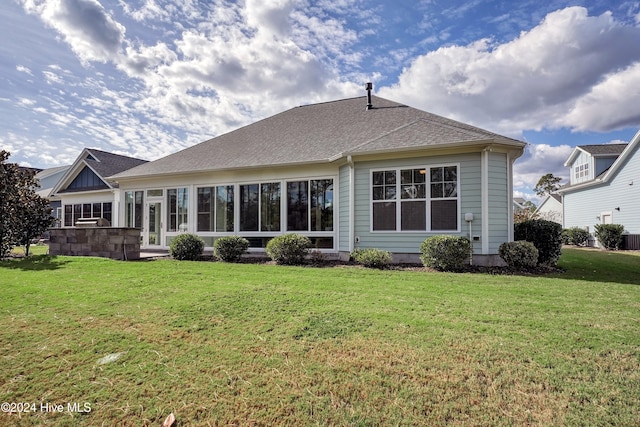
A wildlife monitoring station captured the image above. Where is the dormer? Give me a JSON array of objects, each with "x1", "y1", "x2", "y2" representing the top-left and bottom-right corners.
[{"x1": 564, "y1": 144, "x2": 627, "y2": 185}]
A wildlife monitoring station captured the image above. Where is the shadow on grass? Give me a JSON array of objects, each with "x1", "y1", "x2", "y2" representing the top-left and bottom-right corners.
[{"x1": 0, "y1": 255, "x2": 71, "y2": 271}]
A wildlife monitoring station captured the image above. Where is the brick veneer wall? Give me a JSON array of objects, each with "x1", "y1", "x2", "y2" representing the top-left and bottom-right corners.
[{"x1": 49, "y1": 228, "x2": 141, "y2": 260}]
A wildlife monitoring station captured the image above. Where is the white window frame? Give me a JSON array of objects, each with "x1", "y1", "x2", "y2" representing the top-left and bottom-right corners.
[{"x1": 370, "y1": 163, "x2": 461, "y2": 233}]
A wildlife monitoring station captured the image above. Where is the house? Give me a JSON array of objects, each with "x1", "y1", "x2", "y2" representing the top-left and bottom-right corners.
[
  {"x1": 110, "y1": 91, "x2": 526, "y2": 264},
  {"x1": 51, "y1": 148, "x2": 148, "y2": 227},
  {"x1": 533, "y1": 193, "x2": 562, "y2": 224},
  {"x1": 558, "y1": 130, "x2": 640, "y2": 248},
  {"x1": 35, "y1": 165, "x2": 71, "y2": 226}
]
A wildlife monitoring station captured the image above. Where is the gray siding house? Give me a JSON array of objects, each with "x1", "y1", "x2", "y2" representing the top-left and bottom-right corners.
[
  {"x1": 51, "y1": 148, "x2": 148, "y2": 227},
  {"x1": 558, "y1": 130, "x2": 640, "y2": 248},
  {"x1": 110, "y1": 93, "x2": 526, "y2": 264}
]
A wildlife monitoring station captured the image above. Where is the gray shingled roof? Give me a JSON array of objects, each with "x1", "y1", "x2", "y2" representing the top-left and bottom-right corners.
[
  {"x1": 113, "y1": 95, "x2": 524, "y2": 179},
  {"x1": 85, "y1": 149, "x2": 148, "y2": 178},
  {"x1": 578, "y1": 144, "x2": 627, "y2": 156}
]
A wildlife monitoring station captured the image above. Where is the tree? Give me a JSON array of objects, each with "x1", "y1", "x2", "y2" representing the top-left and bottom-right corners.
[
  {"x1": 514, "y1": 200, "x2": 537, "y2": 223},
  {"x1": 534, "y1": 173, "x2": 562, "y2": 197},
  {"x1": 0, "y1": 150, "x2": 54, "y2": 257}
]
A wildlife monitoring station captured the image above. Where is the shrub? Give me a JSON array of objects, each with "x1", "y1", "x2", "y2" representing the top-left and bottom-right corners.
[
  {"x1": 499, "y1": 241, "x2": 539, "y2": 269},
  {"x1": 594, "y1": 224, "x2": 625, "y2": 250},
  {"x1": 564, "y1": 227, "x2": 590, "y2": 246},
  {"x1": 213, "y1": 236, "x2": 249, "y2": 262},
  {"x1": 514, "y1": 219, "x2": 562, "y2": 266},
  {"x1": 419, "y1": 235, "x2": 471, "y2": 271},
  {"x1": 266, "y1": 233, "x2": 311, "y2": 265},
  {"x1": 169, "y1": 233, "x2": 204, "y2": 261},
  {"x1": 350, "y1": 248, "x2": 392, "y2": 269}
]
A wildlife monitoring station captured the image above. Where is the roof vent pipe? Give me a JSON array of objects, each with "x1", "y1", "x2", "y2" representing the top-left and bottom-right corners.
[{"x1": 365, "y1": 82, "x2": 373, "y2": 110}]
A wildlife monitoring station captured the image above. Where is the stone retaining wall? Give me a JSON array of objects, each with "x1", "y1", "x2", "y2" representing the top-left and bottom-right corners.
[{"x1": 49, "y1": 228, "x2": 140, "y2": 260}]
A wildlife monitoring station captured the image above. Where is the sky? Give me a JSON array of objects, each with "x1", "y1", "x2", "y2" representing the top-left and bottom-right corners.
[{"x1": 1, "y1": 0, "x2": 639, "y2": 202}]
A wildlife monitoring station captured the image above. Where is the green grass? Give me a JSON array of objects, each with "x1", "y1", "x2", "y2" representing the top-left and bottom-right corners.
[{"x1": 0, "y1": 248, "x2": 638, "y2": 426}]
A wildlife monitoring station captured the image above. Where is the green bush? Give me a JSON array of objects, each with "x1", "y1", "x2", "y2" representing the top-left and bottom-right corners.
[
  {"x1": 594, "y1": 224, "x2": 625, "y2": 250},
  {"x1": 169, "y1": 233, "x2": 204, "y2": 261},
  {"x1": 499, "y1": 241, "x2": 539, "y2": 269},
  {"x1": 563, "y1": 227, "x2": 590, "y2": 246},
  {"x1": 351, "y1": 248, "x2": 392, "y2": 269},
  {"x1": 420, "y1": 235, "x2": 471, "y2": 271},
  {"x1": 213, "y1": 236, "x2": 249, "y2": 262},
  {"x1": 514, "y1": 219, "x2": 562, "y2": 266},
  {"x1": 266, "y1": 233, "x2": 311, "y2": 265}
]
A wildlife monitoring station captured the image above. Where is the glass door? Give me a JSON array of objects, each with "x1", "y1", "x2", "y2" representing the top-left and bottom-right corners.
[{"x1": 146, "y1": 201, "x2": 163, "y2": 246}]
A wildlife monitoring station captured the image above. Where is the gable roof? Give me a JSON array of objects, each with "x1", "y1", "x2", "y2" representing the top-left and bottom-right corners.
[
  {"x1": 52, "y1": 148, "x2": 148, "y2": 195},
  {"x1": 559, "y1": 130, "x2": 640, "y2": 194},
  {"x1": 112, "y1": 95, "x2": 525, "y2": 180},
  {"x1": 564, "y1": 143, "x2": 627, "y2": 167},
  {"x1": 35, "y1": 165, "x2": 71, "y2": 198}
]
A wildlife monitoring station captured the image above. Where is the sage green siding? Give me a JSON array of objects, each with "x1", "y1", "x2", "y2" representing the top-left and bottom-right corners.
[
  {"x1": 352, "y1": 153, "x2": 485, "y2": 254},
  {"x1": 488, "y1": 152, "x2": 508, "y2": 253},
  {"x1": 338, "y1": 164, "x2": 351, "y2": 252}
]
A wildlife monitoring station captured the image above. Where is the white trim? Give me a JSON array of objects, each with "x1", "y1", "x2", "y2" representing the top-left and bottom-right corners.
[
  {"x1": 507, "y1": 152, "x2": 514, "y2": 242},
  {"x1": 481, "y1": 149, "x2": 489, "y2": 254},
  {"x1": 369, "y1": 163, "x2": 461, "y2": 233},
  {"x1": 348, "y1": 156, "x2": 355, "y2": 252}
]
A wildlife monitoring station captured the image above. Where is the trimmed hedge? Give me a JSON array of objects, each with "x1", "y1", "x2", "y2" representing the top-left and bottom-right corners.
[
  {"x1": 266, "y1": 233, "x2": 311, "y2": 265},
  {"x1": 499, "y1": 241, "x2": 538, "y2": 269},
  {"x1": 214, "y1": 236, "x2": 249, "y2": 262},
  {"x1": 169, "y1": 233, "x2": 204, "y2": 260},
  {"x1": 594, "y1": 224, "x2": 625, "y2": 250},
  {"x1": 563, "y1": 227, "x2": 590, "y2": 246},
  {"x1": 350, "y1": 248, "x2": 392, "y2": 269},
  {"x1": 514, "y1": 219, "x2": 562, "y2": 266},
  {"x1": 420, "y1": 235, "x2": 471, "y2": 271}
]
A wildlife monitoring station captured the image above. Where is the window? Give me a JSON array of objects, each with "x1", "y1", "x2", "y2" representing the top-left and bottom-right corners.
[
  {"x1": 197, "y1": 187, "x2": 214, "y2": 232},
  {"x1": 372, "y1": 166, "x2": 458, "y2": 232},
  {"x1": 574, "y1": 163, "x2": 589, "y2": 181},
  {"x1": 63, "y1": 202, "x2": 113, "y2": 226},
  {"x1": 216, "y1": 185, "x2": 234, "y2": 232},
  {"x1": 167, "y1": 188, "x2": 188, "y2": 232},
  {"x1": 240, "y1": 184, "x2": 259, "y2": 231},
  {"x1": 287, "y1": 179, "x2": 334, "y2": 232},
  {"x1": 197, "y1": 186, "x2": 236, "y2": 232},
  {"x1": 125, "y1": 191, "x2": 143, "y2": 228},
  {"x1": 261, "y1": 183, "x2": 281, "y2": 231},
  {"x1": 311, "y1": 179, "x2": 334, "y2": 231},
  {"x1": 287, "y1": 181, "x2": 308, "y2": 231},
  {"x1": 238, "y1": 183, "x2": 281, "y2": 232},
  {"x1": 430, "y1": 166, "x2": 457, "y2": 231}
]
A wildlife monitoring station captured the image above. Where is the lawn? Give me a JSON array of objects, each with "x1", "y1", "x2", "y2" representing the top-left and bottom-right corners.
[{"x1": 0, "y1": 248, "x2": 638, "y2": 426}]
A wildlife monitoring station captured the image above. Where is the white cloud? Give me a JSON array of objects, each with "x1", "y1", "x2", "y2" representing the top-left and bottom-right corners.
[
  {"x1": 20, "y1": 0, "x2": 126, "y2": 64},
  {"x1": 379, "y1": 6, "x2": 640, "y2": 136},
  {"x1": 513, "y1": 143, "x2": 573, "y2": 191},
  {"x1": 562, "y1": 62, "x2": 640, "y2": 131},
  {"x1": 16, "y1": 65, "x2": 33, "y2": 75}
]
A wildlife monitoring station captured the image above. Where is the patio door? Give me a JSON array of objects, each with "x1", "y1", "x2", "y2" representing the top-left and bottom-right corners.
[{"x1": 145, "y1": 201, "x2": 163, "y2": 247}]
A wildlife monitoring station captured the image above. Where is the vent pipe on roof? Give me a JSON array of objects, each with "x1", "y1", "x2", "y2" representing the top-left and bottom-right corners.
[{"x1": 365, "y1": 82, "x2": 373, "y2": 110}]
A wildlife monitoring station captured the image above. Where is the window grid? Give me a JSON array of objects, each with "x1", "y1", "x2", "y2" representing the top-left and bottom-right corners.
[{"x1": 371, "y1": 165, "x2": 459, "y2": 232}]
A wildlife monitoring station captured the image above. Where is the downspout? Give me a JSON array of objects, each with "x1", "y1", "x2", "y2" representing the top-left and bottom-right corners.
[{"x1": 347, "y1": 155, "x2": 355, "y2": 253}]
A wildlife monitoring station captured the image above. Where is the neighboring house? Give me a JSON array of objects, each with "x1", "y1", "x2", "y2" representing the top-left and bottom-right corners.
[
  {"x1": 533, "y1": 193, "x2": 562, "y2": 224},
  {"x1": 558, "y1": 130, "x2": 640, "y2": 248},
  {"x1": 513, "y1": 197, "x2": 527, "y2": 214},
  {"x1": 35, "y1": 165, "x2": 71, "y2": 226},
  {"x1": 51, "y1": 148, "x2": 148, "y2": 227},
  {"x1": 110, "y1": 92, "x2": 526, "y2": 264}
]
